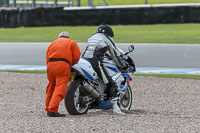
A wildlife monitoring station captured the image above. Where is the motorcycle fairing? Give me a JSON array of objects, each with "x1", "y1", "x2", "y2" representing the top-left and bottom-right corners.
[
  {"x1": 103, "y1": 60, "x2": 115, "y2": 65},
  {"x1": 80, "y1": 68, "x2": 95, "y2": 81},
  {"x1": 122, "y1": 73, "x2": 132, "y2": 80},
  {"x1": 106, "y1": 66, "x2": 118, "y2": 72},
  {"x1": 72, "y1": 58, "x2": 98, "y2": 81},
  {"x1": 103, "y1": 63, "x2": 119, "y2": 77}
]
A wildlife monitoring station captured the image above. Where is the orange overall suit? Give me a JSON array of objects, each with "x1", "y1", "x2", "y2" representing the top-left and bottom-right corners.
[{"x1": 45, "y1": 37, "x2": 81, "y2": 113}]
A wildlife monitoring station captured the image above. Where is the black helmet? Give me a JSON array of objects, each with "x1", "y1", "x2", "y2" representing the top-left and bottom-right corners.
[{"x1": 97, "y1": 24, "x2": 114, "y2": 37}]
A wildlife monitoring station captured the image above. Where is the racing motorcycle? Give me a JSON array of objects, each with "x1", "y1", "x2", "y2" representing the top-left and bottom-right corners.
[{"x1": 64, "y1": 45, "x2": 136, "y2": 115}]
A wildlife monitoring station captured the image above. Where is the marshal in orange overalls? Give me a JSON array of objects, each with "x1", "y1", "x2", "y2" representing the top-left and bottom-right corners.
[{"x1": 45, "y1": 37, "x2": 81, "y2": 113}]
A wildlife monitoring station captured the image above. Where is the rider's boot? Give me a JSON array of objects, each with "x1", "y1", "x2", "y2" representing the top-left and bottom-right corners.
[{"x1": 111, "y1": 97, "x2": 125, "y2": 115}]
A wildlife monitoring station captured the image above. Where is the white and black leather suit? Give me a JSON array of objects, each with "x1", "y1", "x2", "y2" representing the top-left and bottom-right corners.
[{"x1": 82, "y1": 33, "x2": 123, "y2": 97}]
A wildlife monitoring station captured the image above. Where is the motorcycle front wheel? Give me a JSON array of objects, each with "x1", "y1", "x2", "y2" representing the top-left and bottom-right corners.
[
  {"x1": 65, "y1": 79, "x2": 89, "y2": 115},
  {"x1": 119, "y1": 85, "x2": 132, "y2": 111}
]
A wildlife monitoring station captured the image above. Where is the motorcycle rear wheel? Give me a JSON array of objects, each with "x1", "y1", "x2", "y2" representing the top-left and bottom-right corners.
[{"x1": 65, "y1": 79, "x2": 89, "y2": 115}]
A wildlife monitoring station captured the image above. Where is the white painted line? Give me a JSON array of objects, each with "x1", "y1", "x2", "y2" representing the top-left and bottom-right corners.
[
  {"x1": 136, "y1": 67, "x2": 200, "y2": 74},
  {"x1": 64, "y1": 3, "x2": 200, "y2": 10},
  {"x1": 0, "y1": 65, "x2": 46, "y2": 71}
]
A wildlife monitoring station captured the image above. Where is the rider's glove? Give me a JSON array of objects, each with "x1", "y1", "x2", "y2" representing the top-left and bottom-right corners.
[{"x1": 121, "y1": 61, "x2": 128, "y2": 69}]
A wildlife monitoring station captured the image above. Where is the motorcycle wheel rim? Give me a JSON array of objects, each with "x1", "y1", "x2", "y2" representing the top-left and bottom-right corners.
[
  {"x1": 119, "y1": 86, "x2": 132, "y2": 111},
  {"x1": 74, "y1": 85, "x2": 88, "y2": 114}
]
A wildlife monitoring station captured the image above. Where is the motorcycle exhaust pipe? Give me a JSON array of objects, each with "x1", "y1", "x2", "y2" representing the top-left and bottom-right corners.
[{"x1": 82, "y1": 81, "x2": 100, "y2": 99}]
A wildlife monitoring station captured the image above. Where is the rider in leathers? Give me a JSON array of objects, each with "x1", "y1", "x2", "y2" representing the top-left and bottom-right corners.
[{"x1": 82, "y1": 24, "x2": 125, "y2": 115}]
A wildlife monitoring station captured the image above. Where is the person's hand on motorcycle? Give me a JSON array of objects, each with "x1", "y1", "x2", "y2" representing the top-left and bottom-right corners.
[{"x1": 121, "y1": 60, "x2": 129, "y2": 70}]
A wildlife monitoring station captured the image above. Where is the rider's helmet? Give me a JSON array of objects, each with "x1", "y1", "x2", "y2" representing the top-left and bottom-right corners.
[{"x1": 96, "y1": 24, "x2": 114, "y2": 37}]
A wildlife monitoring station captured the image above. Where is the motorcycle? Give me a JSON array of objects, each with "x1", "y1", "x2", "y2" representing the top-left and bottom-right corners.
[{"x1": 64, "y1": 45, "x2": 136, "y2": 115}]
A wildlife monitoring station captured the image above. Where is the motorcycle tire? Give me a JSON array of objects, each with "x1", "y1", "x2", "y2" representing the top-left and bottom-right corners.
[
  {"x1": 65, "y1": 79, "x2": 89, "y2": 115},
  {"x1": 119, "y1": 85, "x2": 132, "y2": 111}
]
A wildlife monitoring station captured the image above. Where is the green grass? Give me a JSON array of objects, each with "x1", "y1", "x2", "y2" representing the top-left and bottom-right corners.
[
  {"x1": 135, "y1": 73, "x2": 200, "y2": 80},
  {"x1": 1, "y1": 24, "x2": 200, "y2": 44},
  {"x1": 0, "y1": 70, "x2": 47, "y2": 74},
  {"x1": 1, "y1": 70, "x2": 200, "y2": 80},
  {"x1": 13, "y1": 0, "x2": 200, "y2": 6}
]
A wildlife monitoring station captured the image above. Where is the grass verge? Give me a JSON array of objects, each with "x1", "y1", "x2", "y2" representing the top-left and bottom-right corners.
[
  {"x1": 1, "y1": 70, "x2": 199, "y2": 80},
  {"x1": 135, "y1": 73, "x2": 200, "y2": 80},
  {"x1": 1, "y1": 24, "x2": 200, "y2": 44},
  {"x1": 0, "y1": 70, "x2": 47, "y2": 74}
]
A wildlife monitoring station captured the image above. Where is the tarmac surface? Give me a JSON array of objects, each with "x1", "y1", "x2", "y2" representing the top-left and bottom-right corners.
[{"x1": 0, "y1": 42, "x2": 200, "y2": 68}]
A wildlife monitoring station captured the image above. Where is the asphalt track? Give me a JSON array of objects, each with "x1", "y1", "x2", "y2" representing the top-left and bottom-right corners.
[{"x1": 0, "y1": 42, "x2": 200, "y2": 74}]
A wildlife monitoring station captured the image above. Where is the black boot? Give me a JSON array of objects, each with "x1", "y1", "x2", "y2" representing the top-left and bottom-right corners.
[{"x1": 47, "y1": 111, "x2": 66, "y2": 117}]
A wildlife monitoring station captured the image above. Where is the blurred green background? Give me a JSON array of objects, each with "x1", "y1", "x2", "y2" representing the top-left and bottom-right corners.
[
  {"x1": 1, "y1": 0, "x2": 200, "y2": 44},
  {"x1": 1, "y1": 24, "x2": 200, "y2": 44}
]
